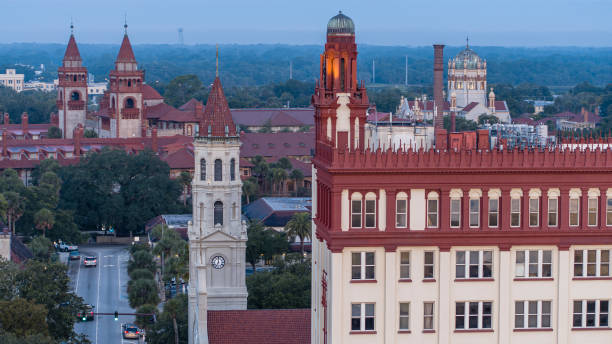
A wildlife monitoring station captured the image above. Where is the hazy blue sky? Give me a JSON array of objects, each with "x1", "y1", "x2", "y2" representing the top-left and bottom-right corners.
[{"x1": 2, "y1": 0, "x2": 611, "y2": 46}]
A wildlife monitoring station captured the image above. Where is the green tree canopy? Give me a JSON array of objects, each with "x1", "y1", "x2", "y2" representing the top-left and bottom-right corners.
[
  {"x1": 284, "y1": 212, "x2": 311, "y2": 256},
  {"x1": 0, "y1": 298, "x2": 50, "y2": 338}
]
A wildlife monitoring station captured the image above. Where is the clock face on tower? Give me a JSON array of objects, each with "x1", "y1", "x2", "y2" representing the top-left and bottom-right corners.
[{"x1": 211, "y1": 255, "x2": 225, "y2": 269}]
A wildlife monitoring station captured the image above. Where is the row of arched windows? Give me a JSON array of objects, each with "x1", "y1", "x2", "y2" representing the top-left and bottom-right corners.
[{"x1": 200, "y1": 158, "x2": 236, "y2": 182}]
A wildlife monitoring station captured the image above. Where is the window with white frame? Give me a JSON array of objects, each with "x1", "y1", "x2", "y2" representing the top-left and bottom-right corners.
[
  {"x1": 515, "y1": 250, "x2": 552, "y2": 278},
  {"x1": 399, "y1": 303, "x2": 410, "y2": 330},
  {"x1": 399, "y1": 251, "x2": 410, "y2": 279},
  {"x1": 424, "y1": 251, "x2": 435, "y2": 279},
  {"x1": 607, "y1": 197, "x2": 612, "y2": 226},
  {"x1": 396, "y1": 198, "x2": 407, "y2": 228},
  {"x1": 488, "y1": 198, "x2": 499, "y2": 227},
  {"x1": 574, "y1": 249, "x2": 610, "y2": 277},
  {"x1": 450, "y1": 199, "x2": 461, "y2": 228},
  {"x1": 365, "y1": 199, "x2": 376, "y2": 228},
  {"x1": 456, "y1": 250, "x2": 493, "y2": 279},
  {"x1": 529, "y1": 198, "x2": 539, "y2": 227},
  {"x1": 511, "y1": 198, "x2": 521, "y2": 227},
  {"x1": 588, "y1": 197, "x2": 598, "y2": 226},
  {"x1": 515, "y1": 301, "x2": 552, "y2": 329},
  {"x1": 573, "y1": 300, "x2": 609, "y2": 328},
  {"x1": 351, "y1": 252, "x2": 375, "y2": 280},
  {"x1": 351, "y1": 303, "x2": 375, "y2": 331},
  {"x1": 427, "y1": 199, "x2": 439, "y2": 228},
  {"x1": 455, "y1": 302, "x2": 492, "y2": 330},
  {"x1": 351, "y1": 199, "x2": 362, "y2": 228},
  {"x1": 569, "y1": 198, "x2": 580, "y2": 226},
  {"x1": 423, "y1": 302, "x2": 435, "y2": 330},
  {"x1": 548, "y1": 198, "x2": 558, "y2": 227},
  {"x1": 469, "y1": 199, "x2": 480, "y2": 227}
]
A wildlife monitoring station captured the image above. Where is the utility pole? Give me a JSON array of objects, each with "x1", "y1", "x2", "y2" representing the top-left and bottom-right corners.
[
  {"x1": 289, "y1": 61, "x2": 293, "y2": 80},
  {"x1": 372, "y1": 60, "x2": 375, "y2": 84},
  {"x1": 405, "y1": 55, "x2": 408, "y2": 86}
]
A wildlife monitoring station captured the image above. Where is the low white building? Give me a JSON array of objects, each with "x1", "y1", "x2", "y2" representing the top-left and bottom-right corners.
[{"x1": 0, "y1": 69, "x2": 24, "y2": 92}]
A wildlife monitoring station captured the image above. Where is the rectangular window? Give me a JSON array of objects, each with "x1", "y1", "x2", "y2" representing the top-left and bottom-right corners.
[
  {"x1": 351, "y1": 252, "x2": 375, "y2": 280},
  {"x1": 399, "y1": 252, "x2": 410, "y2": 279},
  {"x1": 569, "y1": 198, "x2": 580, "y2": 226},
  {"x1": 427, "y1": 199, "x2": 438, "y2": 228},
  {"x1": 607, "y1": 198, "x2": 612, "y2": 226},
  {"x1": 399, "y1": 303, "x2": 410, "y2": 330},
  {"x1": 548, "y1": 198, "x2": 558, "y2": 227},
  {"x1": 455, "y1": 301, "x2": 492, "y2": 330},
  {"x1": 574, "y1": 249, "x2": 610, "y2": 277},
  {"x1": 424, "y1": 251, "x2": 434, "y2": 279},
  {"x1": 511, "y1": 198, "x2": 521, "y2": 227},
  {"x1": 396, "y1": 199, "x2": 407, "y2": 228},
  {"x1": 588, "y1": 198, "x2": 598, "y2": 226},
  {"x1": 456, "y1": 250, "x2": 493, "y2": 279},
  {"x1": 365, "y1": 199, "x2": 376, "y2": 228},
  {"x1": 515, "y1": 301, "x2": 552, "y2": 329},
  {"x1": 488, "y1": 198, "x2": 499, "y2": 227},
  {"x1": 529, "y1": 198, "x2": 539, "y2": 227},
  {"x1": 450, "y1": 199, "x2": 461, "y2": 228},
  {"x1": 469, "y1": 199, "x2": 480, "y2": 227},
  {"x1": 573, "y1": 300, "x2": 609, "y2": 328},
  {"x1": 351, "y1": 200, "x2": 362, "y2": 228},
  {"x1": 515, "y1": 250, "x2": 552, "y2": 278},
  {"x1": 423, "y1": 302, "x2": 434, "y2": 330},
  {"x1": 352, "y1": 303, "x2": 375, "y2": 331}
]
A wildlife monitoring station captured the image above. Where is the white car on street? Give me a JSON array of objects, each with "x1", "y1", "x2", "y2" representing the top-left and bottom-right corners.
[{"x1": 83, "y1": 256, "x2": 97, "y2": 267}]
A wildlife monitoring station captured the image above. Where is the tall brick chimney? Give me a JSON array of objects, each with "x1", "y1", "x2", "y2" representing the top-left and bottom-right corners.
[
  {"x1": 3, "y1": 113, "x2": 8, "y2": 126},
  {"x1": 2, "y1": 130, "x2": 7, "y2": 157},
  {"x1": 73, "y1": 125, "x2": 82, "y2": 157},
  {"x1": 582, "y1": 107, "x2": 588, "y2": 123},
  {"x1": 151, "y1": 126, "x2": 158, "y2": 153},
  {"x1": 433, "y1": 44, "x2": 445, "y2": 131},
  {"x1": 21, "y1": 112, "x2": 28, "y2": 132}
]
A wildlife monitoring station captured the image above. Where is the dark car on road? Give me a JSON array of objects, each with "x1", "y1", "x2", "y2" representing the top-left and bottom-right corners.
[
  {"x1": 122, "y1": 323, "x2": 141, "y2": 339},
  {"x1": 77, "y1": 304, "x2": 94, "y2": 321},
  {"x1": 69, "y1": 251, "x2": 81, "y2": 260}
]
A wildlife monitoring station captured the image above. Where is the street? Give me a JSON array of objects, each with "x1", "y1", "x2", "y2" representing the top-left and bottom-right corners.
[{"x1": 66, "y1": 245, "x2": 138, "y2": 344}]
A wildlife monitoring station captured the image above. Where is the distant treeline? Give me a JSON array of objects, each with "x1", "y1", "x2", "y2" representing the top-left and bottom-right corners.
[{"x1": 1, "y1": 43, "x2": 611, "y2": 87}]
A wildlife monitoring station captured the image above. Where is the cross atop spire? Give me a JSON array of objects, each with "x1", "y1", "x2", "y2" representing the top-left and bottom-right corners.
[
  {"x1": 215, "y1": 44, "x2": 219, "y2": 78},
  {"x1": 466, "y1": 36, "x2": 469, "y2": 49},
  {"x1": 70, "y1": 18, "x2": 74, "y2": 34},
  {"x1": 124, "y1": 13, "x2": 128, "y2": 34}
]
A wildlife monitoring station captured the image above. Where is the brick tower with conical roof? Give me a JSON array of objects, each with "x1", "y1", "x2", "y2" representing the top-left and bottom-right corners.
[
  {"x1": 188, "y1": 48, "x2": 247, "y2": 344},
  {"x1": 57, "y1": 24, "x2": 88, "y2": 139},
  {"x1": 108, "y1": 23, "x2": 145, "y2": 138}
]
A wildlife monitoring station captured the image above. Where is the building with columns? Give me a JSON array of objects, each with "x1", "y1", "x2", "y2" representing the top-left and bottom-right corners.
[
  {"x1": 187, "y1": 73, "x2": 248, "y2": 344},
  {"x1": 311, "y1": 12, "x2": 612, "y2": 344}
]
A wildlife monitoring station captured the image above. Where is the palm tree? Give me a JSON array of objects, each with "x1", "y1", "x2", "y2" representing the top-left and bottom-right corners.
[
  {"x1": 34, "y1": 208, "x2": 55, "y2": 237},
  {"x1": 285, "y1": 212, "x2": 311, "y2": 256},
  {"x1": 242, "y1": 179, "x2": 258, "y2": 204},
  {"x1": 271, "y1": 168, "x2": 288, "y2": 194},
  {"x1": 289, "y1": 169, "x2": 304, "y2": 196},
  {"x1": 4, "y1": 191, "x2": 24, "y2": 234}
]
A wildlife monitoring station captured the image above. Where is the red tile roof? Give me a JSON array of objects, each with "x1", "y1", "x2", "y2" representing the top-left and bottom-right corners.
[
  {"x1": 143, "y1": 84, "x2": 163, "y2": 100},
  {"x1": 63, "y1": 34, "x2": 82, "y2": 62},
  {"x1": 494, "y1": 100, "x2": 509, "y2": 112},
  {"x1": 201, "y1": 77, "x2": 237, "y2": 137},
  {"x1": 207, "y1": 309, "x2": 310, "y2": 344},
  {"x1": 116, "y1": 34, "x2": 136, "y2": 62},
  {"x1": 240, "y1": 132, "x2": 314, "y2": 158},
  {"x1": 462, "y1": 102, "x2": 479, "y2": 112},
  {"x1": 179, "y1": 99, "x2": 204, "y2": 111},
  {"x1": 161, "y1": 146, "x2": 194, "y2": 169},
  {"x1": 231, "y1": 108, "x2": 314, "y2": 127}
]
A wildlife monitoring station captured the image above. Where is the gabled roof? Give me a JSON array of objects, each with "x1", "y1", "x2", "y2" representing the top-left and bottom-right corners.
[
  {"x1": 462, "y1": 102, "x2": 479, "y2": 112},
  {"x1": 200, "y1": 77, "x2": 237, "y2": 137},
  {"x1": 142, "y1": 85, "x2": 163, "y2": 100},
  {"x1": 207, "y1": 309, "x2": 310, "y2": 344},
  {"x1": 179, "y1": 98, "x2": 204, "y2": 111},
  {"x1": 161, "y1": 146, "x2": 194, "y2": 169},
  {"x1": 240, "y1": 132, "x2": 314, "y2": 158},
  {"x1": 243, "y1": 197, "x2": 311, "y2": 227},
  {"x1": 63, "y1": 34, "x2": 82, "y2": 61},
  {"x1": 494, "y1": 100, "x2": 509, "y2": 112},
  {"x1": 116, "y1": 34, "x2": 136, "y2": 62},
  {"x1": 230, "y1": 108, "x2": 314, "y2": 127}
]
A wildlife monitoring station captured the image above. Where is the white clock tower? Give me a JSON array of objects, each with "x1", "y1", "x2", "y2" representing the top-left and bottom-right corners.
[{"x1": 188, "y1": 69, "x2": 248, "y2": 344}]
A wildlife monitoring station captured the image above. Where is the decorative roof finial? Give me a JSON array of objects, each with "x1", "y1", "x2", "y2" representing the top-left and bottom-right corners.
[
  {"x1": 124, "y1": 13, "x2": 128, "y2": 34},
  {"x1": 215, "y1": 44, "x2": 219, "y2": 77},
  {"x1": 70, "y1": 18, "x2": 74, "y2": 34}
]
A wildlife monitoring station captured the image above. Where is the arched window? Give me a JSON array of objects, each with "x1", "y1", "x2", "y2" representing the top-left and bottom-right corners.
[
  {"x1": 214, "y1": 159, "x2": 222, "y2": 181},
  {"x1": 214, "y1": 201, "x2": 223, "y2": 226},
  {"x1": 200, "y1": 159, "x2": 206, "y2": 181},
  {"x1": 230, "y1": 158, "x2": 236, "y2": 181},
  {"x1": 71, "y1": 91, "x2": 80, "y2": 101},
  {"x1": 73, "y1": 75, "x2": 77, "y2": 82},
  {"x1": 125, "y1": 98, "x2": 135, "y2": 109}
]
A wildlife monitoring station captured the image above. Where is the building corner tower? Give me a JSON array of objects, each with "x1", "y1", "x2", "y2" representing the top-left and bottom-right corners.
[
  {"x1": 188, "y1": 72, "x2": 247, "y2": 344},
  {"x1": 57, "y1": 26, "x2": 87, "y2": 139}
]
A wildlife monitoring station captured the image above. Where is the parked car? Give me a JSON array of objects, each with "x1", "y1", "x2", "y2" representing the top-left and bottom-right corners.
[
  {"x1": 55, "y1": 241, "x2": 78, "y2": 252},
  {"x1": 77, "y1": 304, "x2": 94, "y2": 321},
  {"x1": 69, "y1": 251, "x2": 80, "y2": 260},
  {"x1": 83, "y1": 256, "x2": 97, "y2": 267},
  {"x1": 122, "y1": 323, "x2": 141, "y2": 339}
]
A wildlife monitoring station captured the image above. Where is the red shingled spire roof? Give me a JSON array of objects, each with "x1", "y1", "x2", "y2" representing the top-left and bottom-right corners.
[
  {"x1": 116, "y1": 34, "x2": 136, "y2": 62},
  {"x1": 63, "y1": 34, "x2": 82, "y2": 61},
  {"x1": 200, "y1": 77, "x2": 237, "y2": 137}
]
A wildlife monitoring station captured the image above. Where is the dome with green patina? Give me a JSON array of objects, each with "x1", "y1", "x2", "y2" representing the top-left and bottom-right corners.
[
  {"x1": 327, "y1": 11, "x2": 355, "y2": 35},
  {"x1": 453, "y1": 46, "x2": 483, "y2": 70}
]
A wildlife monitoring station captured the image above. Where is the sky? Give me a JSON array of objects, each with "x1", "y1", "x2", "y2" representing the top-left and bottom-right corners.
[{"x1": 2, "y1": 0, "x2": 611, "y2": 46}]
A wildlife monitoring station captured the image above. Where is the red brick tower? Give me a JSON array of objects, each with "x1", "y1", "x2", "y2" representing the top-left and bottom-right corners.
[
  {"x1": 108, "y1": 23, "x2": 145, "y2": 138},
  {"x1": 57, "y1": 24, "x2": 88, "y2": 139},
  {"x1": 312, "y1": 11, "x2": 369, "y2": 152}
]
